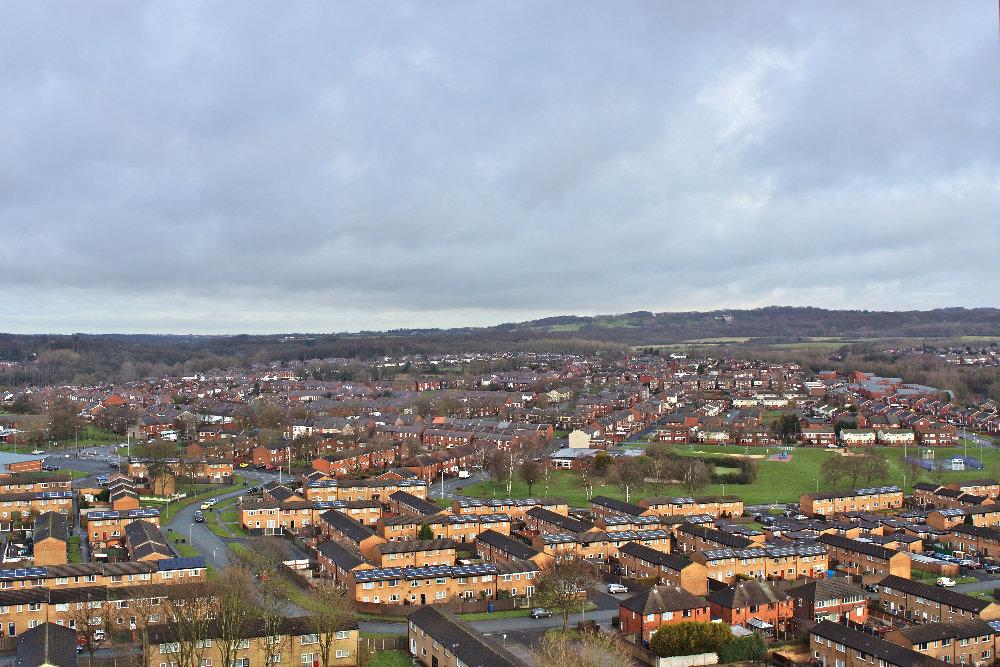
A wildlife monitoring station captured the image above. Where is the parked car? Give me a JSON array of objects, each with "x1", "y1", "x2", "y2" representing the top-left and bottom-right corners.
[
  {"x1": 606, "y1": 583, "x2": 629, "y2": 594},
  {"x1": 865, "y1": 583, "x2": 880, "y2": 593},
  {"x1": 959, "y1": 559, "x2": 976, "y2": 568},
  {"x1": 530, "y1": 608, "x2": 553, "y2": 619},
  {"x1": 458, "y1": 469, "x2": 471, "y2": 479},
  {"x1": 31, "y1": 449, "x2": 45, "y2": 455},
  {"x1": 937, "y1": 577, "x2": 957, "y2": 588},
  {"x1": 984, "y1": 564, "x2": 1000, "y2": 574}
]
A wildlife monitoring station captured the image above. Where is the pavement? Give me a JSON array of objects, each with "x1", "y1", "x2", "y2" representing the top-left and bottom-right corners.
[
  {"x1": 955, "y1": 577, "x2": 1000, "y2": 594},
  {"x1": 167, "y1": 484, "x2": 251, "y2": 568},
  {"x1": 358, "y1": 581, "x2": 626, "y2": 635}
]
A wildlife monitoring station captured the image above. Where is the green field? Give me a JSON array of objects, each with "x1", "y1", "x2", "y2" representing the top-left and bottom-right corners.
[
  {"x1": 462, "y1": 470, "x2": 642, "y2": 507},
  {"x1": 368, "y1": 651, "x2": 412, "y2": 667},
  {"x1": 463, "y1": 445, "x2": 1000, "y2": 507}
]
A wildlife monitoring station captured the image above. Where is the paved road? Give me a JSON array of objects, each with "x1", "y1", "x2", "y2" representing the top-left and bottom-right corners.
[
  {"x1": 358, "y1": 582, "x2": 625, "y2": 635},
  {"x1": 624, "y1": 418, "x2": 668, "y2": 444},
  {"x1": 167, "y1": 484, "x2": 252, "y2": 568},
  {"x1": 955, "y1": 577, "x2": 1000, "y2": 594}
]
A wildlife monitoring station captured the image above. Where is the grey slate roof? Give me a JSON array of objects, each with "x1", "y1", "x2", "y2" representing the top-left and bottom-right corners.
[{"x1": 407, "y1": 606, "x2": 527, "y2": 667}]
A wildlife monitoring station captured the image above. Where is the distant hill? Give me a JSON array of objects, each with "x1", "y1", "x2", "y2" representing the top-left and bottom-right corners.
[{"x1": 2, "y1": 306, "x2": 999, "y2": 386}]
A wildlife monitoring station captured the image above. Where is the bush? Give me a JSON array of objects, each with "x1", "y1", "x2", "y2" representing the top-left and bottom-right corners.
[
  {"x1": 649, "y1": 621, "x2": 731, "y2": 658},
  {"x1": 718, "y1": 634, "x2": 768, "y2": 663}
]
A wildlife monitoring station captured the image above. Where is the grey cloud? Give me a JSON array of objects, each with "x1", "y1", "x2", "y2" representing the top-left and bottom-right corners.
[{"x1": 0, "y1": 1, "x2": 997, "y2": 333}]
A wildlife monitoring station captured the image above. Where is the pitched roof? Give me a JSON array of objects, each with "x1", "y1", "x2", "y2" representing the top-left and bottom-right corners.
[
  {"x1": 375, "y1": 539, "x2": 457, "y2": 555},
  {"x1": 619, "y1": 585, "x2": 708, "y2": 615},
  {"x1": 619, "y1": 542, "x2": 695, "y2": 571},
  {"x1": 706, "y1": 579, "x2": 788, "y2": 609},
  {"x1": 524, "y1": 507, "x2": 593, "y2": 534},
  {"x1": 33, "y1": 511, "x2": 68, "y2": 543},
  {"x1": 816, "y1": 534, "x2": 901, "y2": 561},
  {"x1": 810, "y1": 620, "x2": 947, "y2": 667},
  {"x1": 896, "y1": 619, "x2": 996, "y2": 645},
  {"x1": 124, "y1": 520, "x2": 174, "y2": 559},
  {"x1": 787, "y1": 578, "x2": 866, "y2": 604},
  {"x1": 16, "y1": 622, "x2": 78, "y2": 667},
  {"x1": 407, "y1": 606, "x2": 527, "y2": 667},
  {"x1": 590, "y1": 495, "x2": 645, "y2": 516},
  {"x1": 879, "y1": 575, "x2": 993, "y2": 614},
  {"x1": 319, "y1": 510, "x2": 378, "y2": 544},
  {"x1": 315, "y1": 540, "x2": 364, "y2": 571},
  {"x1": 475, "y1": 530, "x2": 541, "y2": 561}
]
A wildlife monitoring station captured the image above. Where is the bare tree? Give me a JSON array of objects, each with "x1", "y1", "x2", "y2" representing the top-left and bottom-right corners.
[
  {"x1": 304, "y1": 583, "x2": 356, "y2": 667},
  {"x1": 162, "y1": 593, "x2": 216, "y2": 667},
  {"x1": 534, "y1": 560, "x2": 598, "y2": 632},
  {"x1": 215, "y1": 566, "x2": 256, "y2": 667},
  {"x1": 254, "y1": 575, "x2": 288, "y2": 667},
  {"x1": 518, "y1": 459, "x2": 544, "y2": 496},
  {"x1": 536, "y1": 629, "x2": 633, "y2": 667},
  {"x1": 125, "y1": 583, "x2": 170, "y2": 667},
  {"x1": 66, "y1": 593, "x2": 113, "y2": 662}
]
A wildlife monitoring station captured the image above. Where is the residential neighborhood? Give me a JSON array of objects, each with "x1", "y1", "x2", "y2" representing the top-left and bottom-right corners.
[{"x1": 0, "y1": 348, "x2": 999, "y2": 666}]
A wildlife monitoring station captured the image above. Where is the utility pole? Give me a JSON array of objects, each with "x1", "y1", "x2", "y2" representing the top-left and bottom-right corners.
[{"x1": 440, "y1": 469, "x2": 445, "y2": 499}]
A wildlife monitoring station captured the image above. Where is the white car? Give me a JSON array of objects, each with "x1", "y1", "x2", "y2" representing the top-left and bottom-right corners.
[
  {"x1": 937, "y1": 577, "x2": 956, "y2": 588},
  {"x1": 31, "y1": 449, "x2": 44, "y2": 455},
  {"x1": 606, "y1": 583, "x2": 629, "y2": 594}
]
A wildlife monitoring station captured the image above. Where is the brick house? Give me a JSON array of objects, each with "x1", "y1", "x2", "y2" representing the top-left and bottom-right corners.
[
  {"x1": 618, "y1": 585, "x2": 711, "y2": 642},
  {"x1": 786, "y1": 577, "x2": 868, "y2": 624},
  {"x1": 706, "y1": 580, "x2": 793, "y2": 635}
]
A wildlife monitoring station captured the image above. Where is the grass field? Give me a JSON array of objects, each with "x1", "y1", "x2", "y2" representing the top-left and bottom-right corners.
[
  {"x1": 367, "y1": 651, "x2": 412, "y2": 667},
  {"x1": 463, "y1": 445, "x2": 1000, "y2": 507}
]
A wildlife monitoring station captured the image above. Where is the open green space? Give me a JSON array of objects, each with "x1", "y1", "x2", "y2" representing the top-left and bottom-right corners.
[
  {"x1": 463, "y1": 445, "x2": 1000, "y2": 507},
  {"x1": 463, "y1": 469, "x2": 635, "y2": 507},
  {"x1": 367, "y1": 651, "x2": 412, "y2": 667},
  {"x1": 67, "y1": 535, "x2": 83, "y2": 563},
  {"x1": 172, "y1": 540, "x2": 200, "y2": 558}
]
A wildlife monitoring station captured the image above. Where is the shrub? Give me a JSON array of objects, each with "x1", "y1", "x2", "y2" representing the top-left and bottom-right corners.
[
  {"x1": 649, "y1": 621, "x2": 731, "y2": 658},
  {"x1": 718, "y1": 634, "x2": 768, "y2": 663}
]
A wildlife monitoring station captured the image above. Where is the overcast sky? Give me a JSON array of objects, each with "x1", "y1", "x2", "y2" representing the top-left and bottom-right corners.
[{"x1": 1, "y1": 2, "x2": 998, "y2": 334}]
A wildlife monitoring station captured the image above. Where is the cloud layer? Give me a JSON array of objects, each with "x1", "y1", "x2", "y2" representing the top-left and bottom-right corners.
[{"x1": 1, "y1": 2, "x2": 998, "y2": 333}]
